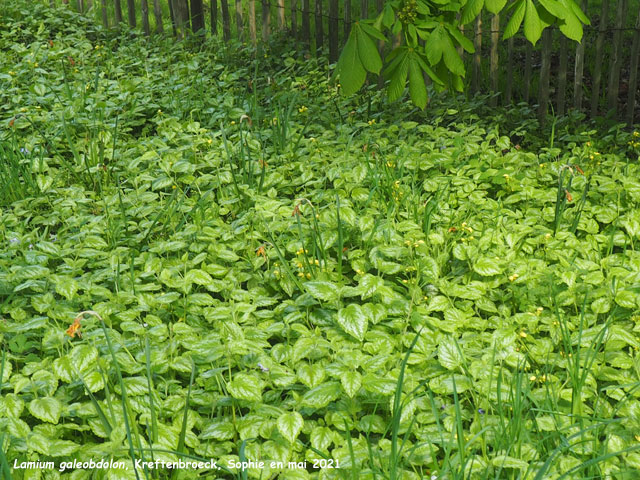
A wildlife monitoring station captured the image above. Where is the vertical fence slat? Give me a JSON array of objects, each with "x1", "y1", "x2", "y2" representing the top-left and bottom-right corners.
[
  {"x1": 344, "y1": 0, "x2": 351, "y2": 41},
  {"x1": 127, "y1": 0, "x2": 135, "y2": 27},
  {"x1": 302, "y1": 0, "x2": 310, "y2": 46},
  {"x1": 235, "y1": 0, "x2": 243, "y2": 39},
  {"x1": 315, "y1": 0, "x2": 324, "y2": 52},
  {"x1": 262, "y1": 0, "x2": 270, "y2": 41},
  {"x1": 361, "y1": 0, "x2": 368, "y2": 19},
  {"x1": 606, "y1": 0, "x2": 628, "y2": 114},
  {"x1": 626, "y1": 6, "x2": 640, "y2": 124},
  {"x1": 329, "y1": 0, "x2": 339, "y2": 62},
  {"x1": 490, "y1": 14, "x2": 499, "y2": 105},
  {"x1": 537, "y1": 28, "x2": 552, "y2": 122},
  {"x1": 505, "y1": 36, "x2": 513, "y2": 104},
  {"x1": 572, "y1": 0, "x2": 587, "y2": 110},
  {"x1": 114, "y1": 0, "x2": 123, "y2": 24},
  {"x1": 556, "y1": 35, "x2": 568, "y2": 115},
  {"x1": 457, "y1": 22, "x2": 464, "y2": 57},
  {"x1": 376, "y1": 0, "x2": 383, "y2": 88},
  {"x1": 141, "y1": 0, "x2": 150, "y2": 34},
  {"x1": 153, "y1": 0, "x2": 163, "y2": 33},
  {"x1": 278, "y1": 0, "x2": 285, "y2": 30},
  {"x1": 101, "y1": 0, "x2": 109, "y2": 27},
  {"x1": 210, "y1": 0, "x2": 218, "y2": 35},
  {"x1": 291, "y1": 0, "x2": 298, "y2": 37},
  {"x1": 77, "y1": 0, "x2": 84, "y2": 13},
  {"x1": 191, "y1": 0, "x2": 204, "y2": 33},
  {"x1": 523, "y1": 42, "x2": 532, "y2": 102},
  {"x1": 590, "y1": 0, "x2": 609, "y2": 117},
  {"x1": 472, "y1": 14, "x2": 482, "y2": 93},
  {"x1": 249, "y1": 0, "x2": 257, "y2": 44},
  {"x1": 221, "y1": 0, "x2": 231, "y2": 41}
]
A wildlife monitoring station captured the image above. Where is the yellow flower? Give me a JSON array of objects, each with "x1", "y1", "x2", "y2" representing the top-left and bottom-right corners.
[
  {"x1": 520, "y1": 331, "x2": 527, "y2": 338},
  {"x1": 298, "y1": 106, "x2": 308, "y2": 113},
  {"x1": 172, "y1": 185, "x2": 177, "y2": 189},
  {"x1": 509, "y1": 273, "x2": 519, "y2": 282},
  {"x1": 368, "y1": 119, "x2": 376, "y2": 125}
]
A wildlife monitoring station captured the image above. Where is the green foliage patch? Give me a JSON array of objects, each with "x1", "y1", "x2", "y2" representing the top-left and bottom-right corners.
[{"x1": 2, "y1": 3, "x2": 640, "y2": 480}]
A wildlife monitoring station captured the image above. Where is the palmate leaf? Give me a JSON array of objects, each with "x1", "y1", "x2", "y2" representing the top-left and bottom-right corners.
[
  {"x1": 336, "y1": 31, "x2": 366, "y2": 96},
  {"x1": 461, "y1": 0, "x2": 484, "y2": 24},
  {"x1": 386, "y1": 48, "x2": 410, "y2": 102},
  {"x1": 503, "y1": 0, "x2": 526, "y2": 39},
  {"x1": 356, "y1": 24, "x2": 383, "y2": 74},
  {"x1": 408, "y1": 54, "x2": 428, "y2": 109},
  {"x1": 524, "y1": 0, "x2": 543, "y2": 45},
  {"x1": 336, "y1": 23, "x2": 383, "y2": 96},
  {"x1": 485, "y1": 0, "x2": 507, "y2": 14}
]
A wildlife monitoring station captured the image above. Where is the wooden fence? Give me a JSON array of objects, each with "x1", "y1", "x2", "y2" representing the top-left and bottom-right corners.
[{"x1": 51, "y1": 0, "x2": 640, "y2": 125}]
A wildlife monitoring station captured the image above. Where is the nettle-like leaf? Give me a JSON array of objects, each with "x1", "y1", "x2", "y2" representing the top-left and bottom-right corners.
[
  {"x1": 301, "y1": 381, "x2": 342, "y2": 408},
  {"x1": 438, "y1": 336, "x2": 464, "y2": 370},
  {"x1": 277, "y1": 411, "x2": 304, "y2": 443},
  {"x1": 341, "y1": 370, "x2": 362, "y2": 398},
  {"x1": 227, "y1": 373, "x2": 263, "y2": 402},
  {"x1": 337, "y1": 304, "x2": 368, "y2": 341},
  {"x1": 305, "y1": 281, "x2": 340, "y2": 303},
  {"x1": 28, "y1": 397, "x2": 62, "y2": 424}
]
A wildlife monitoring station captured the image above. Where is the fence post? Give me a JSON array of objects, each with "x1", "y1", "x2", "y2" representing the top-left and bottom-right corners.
[
  {"x1": 556, "y1": 35, "x2": 567, "y2": 115},
  {"x1": 235, "y1": 0, "x2": 243, "y2": 40},
  {"x1": 220, "y1": 0, "x2": 231, "y2": 41},
  {"x1": 262, "y1": 0, "x2": 270, "y2": 42},
  {"x1": 315, "y1": 0, "x2": 324, "y2": 53},
  {"x1": 590, "y1": 0, "x2": 609, "y2": 117},
  {"x1": 572, "y1": 0, "x2": 587, "y2": 110},
  {"x1": 210, "y1": 0, "x2": 217, "y2": 35},
  {"x1": 101, "y1": 0, "x2": 109, "y2": 27},
  {"x1": 329, "y1": 0, "x2": 339, "y2": 61},
  {"x1": 606, "y1": 0, "x2": 628, "y2": 115},
  {"x1": 472, "y1": 13, "x2": 482, "y2": 93},
  {"x1": 302, "y1": 0, "x2": 310, "y2": 46},
  {"x1": 523, "y1": 42, "x2": 532, "y2": 102},
  {"x1": 141, "y1": 0, "x2": 150, "y2": 34},
  {"x1": 278, "y1": 0, "x2": 285, "y2": 30},
  {"x1": 490, "y1": 14, "x2": 499, "y2": 106},
  {"x1": 344, "y1": 0, "x2": 351, "y2": 40},
  {"x1": 77, "y1": 0, "x2": 83, "y2": 13},
  {"x1": 127, "y1": 0, "x2": 136, "y2": 27},
  {"x1": 152, "y1": 0, "x2": 163, "y2": 33},
  {"x1": 249, "y1": 0, "x2": 257, "y2": 44},
  {"x1": 537, "y1": 28, "x2": 552, "y2": 123},
  {"x1": 505, "y1": 37, "x2": 513, "y2": 104},
  {"x1": 191, "y1": 0, "x2": 205, "y2": 33},
  {"x1": 376, "y1": 0, "x2": 383, "y2": 88},
  {"x1": 627, "y1": 6, "x2": 640, "y2": 124},
  {"x1": 291, "y1": 0, "x2": 298, "y2": 37}
]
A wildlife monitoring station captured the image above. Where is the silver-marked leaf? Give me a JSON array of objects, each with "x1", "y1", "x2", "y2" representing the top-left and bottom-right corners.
[
  {"x1": 341, "y1": 370, "x2": 362, "y2": 398},
  {"x1": 438, "y1": 336, "x2": 464, "y2": 370},
  {"x1": 305, "y1": 281, "x2": 340, "y2": 303},
  {"x1": 277, "y1": 411, "x2": 304, "y2": 443},
  {"x1": 28, "y1": 397, "x2": 61, "y2": 424},
  {"x1": 227, "y1": 373, "x2": 263, "y2": 402},
  {"x1": 337, "y1": 304, "x2": 368, "y2": 341}
]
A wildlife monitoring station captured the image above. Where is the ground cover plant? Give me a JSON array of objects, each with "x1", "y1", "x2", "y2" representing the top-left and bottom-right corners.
[{"x1": 2, "y1": 2, "x2": 640, "y2": 479}]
